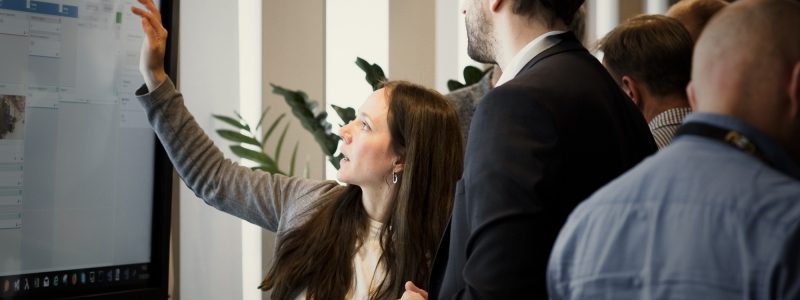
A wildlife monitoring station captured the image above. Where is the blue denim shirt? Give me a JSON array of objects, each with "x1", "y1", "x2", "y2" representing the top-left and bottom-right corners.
[{"x1": 547, "y1": 112, "x2": 800, "y2": 300}]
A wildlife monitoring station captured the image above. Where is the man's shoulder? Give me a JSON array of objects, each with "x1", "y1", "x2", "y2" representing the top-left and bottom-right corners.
[
  {"x1": 491, "y1": 51, "x2": 618, "y2": 103},
  {"x1": 476, "y1": 52, "x2": 628, "y2": 125},
  {"x1": 579, "y1": 137, "x2": 800, "y2": 210}
]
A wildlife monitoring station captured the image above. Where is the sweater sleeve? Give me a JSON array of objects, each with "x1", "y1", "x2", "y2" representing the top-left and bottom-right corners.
[{"x1": 134, "y1": 78, "x2": 342, "y2": 231}]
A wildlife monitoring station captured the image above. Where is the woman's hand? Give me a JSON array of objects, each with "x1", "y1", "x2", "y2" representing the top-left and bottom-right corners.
[
  {"x1": 131, "y1": 0, "x2": 168, "y2": 91},
  {"x1": 399, "y1": 281, "x2": 428, "y2": 300}
]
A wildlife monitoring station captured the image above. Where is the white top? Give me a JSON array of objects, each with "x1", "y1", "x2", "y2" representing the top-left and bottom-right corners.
[
  {"x1": 495, "y1": 30, "x2": 566, "y2": 87},
  {"x1": 295, "y1": 219, "x2": 387, "y2": 299}
]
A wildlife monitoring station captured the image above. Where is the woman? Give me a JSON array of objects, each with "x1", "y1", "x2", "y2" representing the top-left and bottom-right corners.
[{"x1": 132, "y1": 1, "x2": 464, "y2": 299}]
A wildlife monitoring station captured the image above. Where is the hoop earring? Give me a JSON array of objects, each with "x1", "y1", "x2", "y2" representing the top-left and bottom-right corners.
[{"x1": 392, "y1": 172, "x2": 398, "y2": 184}]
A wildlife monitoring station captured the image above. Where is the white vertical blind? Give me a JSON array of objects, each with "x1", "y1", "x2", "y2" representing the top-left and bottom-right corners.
[
  {"x1": 179, "y1": 0, "x2": 246, "y2": 298},
  {"x1": 325, "y1": 0, "x2": 389, "y2": 180},
  {"x1": 238, "y1": 1, "x2": 262, "y2": 299},
  {"x1": 595, "y1": 0, "x2": 620, "y2": 42},
  {"x1": 436, "y1": 0, "x2": 462, "y2": 92},
  {"x1": 645, "y1": 0, "x2": 670, "y2": 14}
]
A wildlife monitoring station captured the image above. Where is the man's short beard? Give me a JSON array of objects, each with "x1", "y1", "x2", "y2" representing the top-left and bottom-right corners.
[
  {"x1": 467, "y1": 34, "x2": 495, "y2": 64},
  {"x1": 465, "y1": 9, "x2": 496, "y2": 64}
]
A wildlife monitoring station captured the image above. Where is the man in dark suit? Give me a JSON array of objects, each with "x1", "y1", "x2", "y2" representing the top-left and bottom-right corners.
[{"x1": 401, "y1": 0, "x2": 657, "y2": 299}]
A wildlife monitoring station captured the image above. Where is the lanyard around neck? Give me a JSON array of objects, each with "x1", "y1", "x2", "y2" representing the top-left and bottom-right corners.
[{"x1": 674, "y1": 122, "x2": 769, "y2": 165}]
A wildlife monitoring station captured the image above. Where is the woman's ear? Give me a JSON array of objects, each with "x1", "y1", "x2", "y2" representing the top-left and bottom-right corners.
[{"x1": 392, "y1": 159, "x2": 404, "y2": 174}]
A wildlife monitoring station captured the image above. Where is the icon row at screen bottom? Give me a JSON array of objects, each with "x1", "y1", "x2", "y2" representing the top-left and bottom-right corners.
[{"x1": 2, "y1": 265, "x2": 148, "y2": 295}]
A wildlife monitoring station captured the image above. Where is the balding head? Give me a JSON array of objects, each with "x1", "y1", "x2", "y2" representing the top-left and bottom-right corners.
[
  {"x1": 690, "y1": 0, "x2": 800, "y2": 160},
  {"x1": 666, "y1": 0, "x2": 728, "y2": 42}
]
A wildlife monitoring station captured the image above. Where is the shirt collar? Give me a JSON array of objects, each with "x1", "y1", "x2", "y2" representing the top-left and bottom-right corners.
[
  {"x1": 649, "y1": 106, "x2": 692, "y2": 131},
  {"x1": 682, "y1": 112, "x2": 800, "y2": 179},
  {"x1": 495, "y1": 30, "x2": 566, "y2": 87}
]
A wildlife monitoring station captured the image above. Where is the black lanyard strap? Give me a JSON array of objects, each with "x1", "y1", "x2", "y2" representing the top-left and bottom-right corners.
[{"x1": 674, "y1": 122, "x2": 769, "y2": 165}]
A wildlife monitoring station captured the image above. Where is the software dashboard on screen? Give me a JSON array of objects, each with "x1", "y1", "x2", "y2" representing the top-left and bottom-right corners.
[{"x1": 0, "y1": 0, "x2": 164, "y2": 297}]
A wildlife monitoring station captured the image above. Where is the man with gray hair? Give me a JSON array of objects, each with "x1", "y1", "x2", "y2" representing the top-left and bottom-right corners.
[{"x1": 548, "y1": 0, "x2": 800, "y2": 298}]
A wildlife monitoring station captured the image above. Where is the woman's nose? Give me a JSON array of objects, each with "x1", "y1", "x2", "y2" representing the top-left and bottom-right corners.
[{"x1": 340, "y1": 123, "x2": 352, "y2": 144}]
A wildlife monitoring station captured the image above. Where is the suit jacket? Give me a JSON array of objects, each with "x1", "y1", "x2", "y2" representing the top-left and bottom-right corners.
[{"x1": 428, "y1": 32, "x2": 658, "y2": 299}]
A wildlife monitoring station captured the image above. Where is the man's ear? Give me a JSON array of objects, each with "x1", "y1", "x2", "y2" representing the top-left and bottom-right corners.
[
  {"x1": 489, "y1": 0, "x2": 502, "y2": 12},
  {"x1": 687, "y1": 81, "x2": 697, "y2": 111},
  {"x1": 789, "y1": 62, "x2": 800, "y2": 119},
  {"x1": 621, "y1": 75, "x2": 641, "y2": 107}
]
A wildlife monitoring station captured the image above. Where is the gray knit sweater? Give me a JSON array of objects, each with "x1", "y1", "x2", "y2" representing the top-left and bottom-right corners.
[{"x1": 135, "y1": 78, "x2": 346, "y2": 236}]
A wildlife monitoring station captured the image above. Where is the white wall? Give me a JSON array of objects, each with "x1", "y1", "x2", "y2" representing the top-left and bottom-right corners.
[
  {"x1": 177, "y1": 0, "x2": 261, "y2": 299},
  {"x1": 238, "y1": 2, "x2": 263, "y2": 300}
]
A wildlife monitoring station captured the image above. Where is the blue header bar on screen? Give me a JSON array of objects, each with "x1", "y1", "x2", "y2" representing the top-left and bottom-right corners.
[{"x1": 0, "y1": 0, "x2": 79, "y2": 18}]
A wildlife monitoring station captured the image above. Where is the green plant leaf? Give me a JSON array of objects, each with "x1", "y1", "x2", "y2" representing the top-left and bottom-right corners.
[
  {"x1": 331, "y1": 104, "x2": 356, "y2": 126},
  {"x1": 271, "y1": 83, "x2": 340, "y2": 156},
  {"x1": 355, "y1": 57, "x2": 388, "y2": 91},
  {"x1": 230, "y1": 145, "x2": 280, "y2": 171},
  {"x1": 214, "y1": 108, "x2": 304, "y2": 177},
  {"x1": 463, "y1": 65, "x2": 485, "y2": 85},
  {"x1": 217, "y1": 129, "x2": 260, "y2": 146},
  {"x1": 318, "y1": 134, "x2": 340, "y2": 158},
  {"x1": 255, "y1": 107, "x2": 271, "y2": 131},
  {"x1": 263, "y1": 113, "x2": 286, "y2": 143},
  {"x1": 329, "y1": 153, "x2": 344, "y2": 170},
  {"x1": 447, "y1": 80, "x2": 465, "y2": 92},
  {"x1": 275, "y1": 123, "x2": 290, "y2": 163},
  {"x1": 447, "y1": 65, "x2": 490, "y2": 91},
  {"x1": 289, "y1": 141, "x2": 299, "y2": 177},
  {"x1": 212, "y1": 114, "x2": 249, "y2": 131}
]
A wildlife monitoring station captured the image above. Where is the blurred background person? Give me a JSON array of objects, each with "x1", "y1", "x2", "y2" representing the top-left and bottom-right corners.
[
  {"x1": 666, "y1": 0, "x2": 729, "y2": 42},
  {"x1": 598, "y1": 14, "x2": 694, "y2": 148}
]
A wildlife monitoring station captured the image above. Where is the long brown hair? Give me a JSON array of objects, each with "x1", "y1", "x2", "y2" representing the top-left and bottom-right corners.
[{"x1": 259, "y1": 81, "x2": 464, "y2": 299}]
